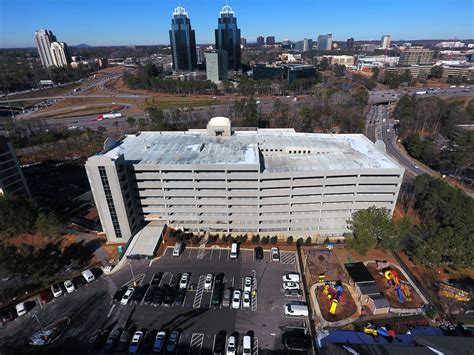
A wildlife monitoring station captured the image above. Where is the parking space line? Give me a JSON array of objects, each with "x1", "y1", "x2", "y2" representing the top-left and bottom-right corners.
[
  {"x1": 196, "y1": 248, "x2": 205, "y2": 260},
  {"x1": 253, "y1": 336, "x2": 259, "y2": 355},
  {"x1": 193, "y1": 275, "x2": 206, "y2": 308},
  {"x1": 218, "y1": 249, "x2": 222, "y2": 260},
  {"x1": 251, "y1": 275, "x2": 258, "y2": 312},
  {"x1": 280, "y1": 252, "x2": 296, "y2": 265},
  {"x1": 122, "y1": 273, "x2": 145, "y2": 288},
  {"x1": 189, "y1": 333, "x2": 204, "y2": 355},
  {"x1": 107, "y1": 304, "x2": 115, "y2": 318}
]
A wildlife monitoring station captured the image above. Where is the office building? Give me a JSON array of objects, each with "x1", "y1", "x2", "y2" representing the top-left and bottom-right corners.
[
  {"x1": 50, "y1": 41, "x2": 71, "y2": 68},
  {"x1": 240, "y1": 37, "x2": 247, "y2": 47},
  {"x1": 380, "y1": 35, "x2": 391, "y2": 49},
  {"x1": 361, "y1": 44, "x2": 378, "y2": 52},
  {"x1": 257, "y1": 36, "x2": 265, "y2": 46},
  {"x1": 266, "y1": 36, "x2": 275, "y2": 45},
  {"x1": 281, "y1": 39, "x2": 292, "y2": 49},
  {"x1": 253, "y1": 64, "x2": 317, "y2": 83},
  {"x1": 169, "y1": 6, "x2": 197, "y2": 71},
  {"x1": 196, "y1": 47, "x2": 206, "y2": 64},
  {"x1": 35, "y1": 29, "x2": 57, "y2": 68},
  {"x1": 346, "y1": 38, "x2": 354, "y2": 49},
  {"x1": 295, "y1": 38, "x2": 313, "y2": 52},
  {"x1": 205, "y1": 50, "x2": 228, "y2": 83},
  {"x1": 398, "y1": 47, "x2": 434, "y2": 66},
  {"x1": 317, "y1": 34, "x2": 333, "y2": 51},
  {"x1": 0, "y1": 136, "x2": 31, "y2": 198},
  {"x1": 322, "y1": 55, "x2": 354, "y2": 66},
  {"x1": 86, "y1": 118, "x2": 404, "y2": 243},
  {"x1": 215, "y1": 5, "x2": 241, "y2": 71}
]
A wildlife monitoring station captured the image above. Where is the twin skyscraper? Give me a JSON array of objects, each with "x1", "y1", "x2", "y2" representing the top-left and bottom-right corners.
[{"x1": 169, "y1": 5, "x2": 241, "y2": 72}]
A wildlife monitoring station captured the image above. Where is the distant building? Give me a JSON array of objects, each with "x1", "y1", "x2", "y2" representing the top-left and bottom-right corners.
[
  {"x1": 197, "y1": 47, "x2": 206, "y2": 64},
  {"x1": 256, "y1": 36, "x2": 265, "y2": 46},
  {"x1": 398, "y1": 47, "x2": 434, "y2": 66},
  {"x1": 35, "y1": 29, "x2": 57, "y2": 68},
  {"x1": 346, "y1": 37, "x2": 354, "y2": 49},
  {"x1": 240, "y1": 37, "x2": 247, "y2": 47},
  {"x1": 169, "y1": 6, "x2": 197, "y2": 71},
  {"x1": 281, "y1": 39, "x2": 292, "y2": 49},
  {"x1": 279, "y1": 53, "x2": 302, "y2": 63},
  {"x1": 0, "y1": 136, "x2": 31, "y2": 198},
  {"x1": 215, "y1": 5, "x2": 241, "y2": 71},
  {"x1": 317, "y1": 34, "x2": 333, "y2": 51},
  {"x1": 380, "y1": 35, "x2": 391, "y2": 49},
  {"x1": 322, "y1": 55, "x2": 354, "y2": 66},
  {"x1": 98, "y1": 57, "x2": 108, "y2": 69},
  {"x1": 435, "y1": 41, "x2": 465, "y2": 48},
  {"x1": 296, "y1": 38, "x2": 312, "y2": 52},
  {"x1": 361, "y1": 43, "x2": 378, "y2": 53},
  {"x1": 205, "y1": 50, "x2": 228, "y2": 83},
  {"x1": 266, "y1": 36, "x2": 275, "y2": 45},
  {"x1": 253, "y1": 64, "x2": 317, "y2": 83},
  {"x1": 50, "y1": 41, "x2": 71, "y2": 67}
]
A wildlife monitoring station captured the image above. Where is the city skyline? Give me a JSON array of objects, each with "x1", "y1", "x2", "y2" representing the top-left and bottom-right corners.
[{"x1": 0, "y1": 0, "x2": 472, "y2": 48}]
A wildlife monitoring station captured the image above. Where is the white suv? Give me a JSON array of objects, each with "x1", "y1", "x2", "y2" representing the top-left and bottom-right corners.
[
  {"x1": 244, "y1": 277, "x2": 252, "y2": 293},
  {"x1": 271, "y1": 247, "x2": 280, "y2": 261},
  {"x1": 204, "y1": 273, "x2": 213, "y2": 290},
  {"x1": 283, "y1": 281, "x2": 300, "y2": 290},
  {"x1": 179, "y1": 273, "x2": 190, "y2": 289},
  {"x1": 121, "y1": 287, "x2": 135, "y2": 305},
  {"x1": 64, "y1": 280, "x2": 75, "y2": 293},
  {"x1": 226, "y1": 335, "x2": 237, "y2": 355},
  {"x1": 232, "y1": 290, "x2": 241, "y2": 309}
]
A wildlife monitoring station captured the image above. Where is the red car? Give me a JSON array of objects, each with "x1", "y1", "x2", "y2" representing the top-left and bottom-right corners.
[{"x1": 39, "y1": 289, "x2": 53, "y2": 305}]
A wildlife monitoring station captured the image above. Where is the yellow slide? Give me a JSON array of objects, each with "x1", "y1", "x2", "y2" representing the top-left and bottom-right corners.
[{"x1": 329, "y1": 299, "x2": 338, "y2": 315}]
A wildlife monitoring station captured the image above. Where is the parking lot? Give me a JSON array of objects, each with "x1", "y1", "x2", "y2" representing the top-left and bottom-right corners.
[{"x1": 105, "y1": 246, "x2": 307, "y2": 353}]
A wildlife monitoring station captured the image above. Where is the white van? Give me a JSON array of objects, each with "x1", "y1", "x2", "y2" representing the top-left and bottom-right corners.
[
  {"x1": 230, "y1": 243, "x2": 238, "y2": 259},
  {"x1": 82, "y1": 269, "x2": 95, "y2": 283},
  {"x1": 282, "y1": 273, "x2": 300, "y2": 283},
  {"x1": 242, "y1": 335, "x2": 252, "y2": 354},
  {"x1": 284, "y1": 303, "x2": 308, "y2": 317},
  {"x1": 173, "y1": 242, "x2": 183, "y2": 257},
  {"x1": 15, "y1": 302, "x2": 27, "y2": 317}
]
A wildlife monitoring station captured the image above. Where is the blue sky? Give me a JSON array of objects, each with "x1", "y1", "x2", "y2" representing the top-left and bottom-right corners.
[{"x1": 0, "y1": 0, "x2": 473, "y2": 48}]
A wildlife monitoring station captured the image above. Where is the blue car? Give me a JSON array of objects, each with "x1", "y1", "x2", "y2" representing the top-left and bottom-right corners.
[
  {"x1": 128, "y1": 331, "x2": 143, "y2": 353},
  {"x1": 153, "y1": 331, "x2": 166, "y2": 353}
]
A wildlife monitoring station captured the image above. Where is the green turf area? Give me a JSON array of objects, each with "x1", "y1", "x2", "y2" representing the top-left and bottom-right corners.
[{"x1": 141, "y1": 96, "x2": 221, "y2": 110}]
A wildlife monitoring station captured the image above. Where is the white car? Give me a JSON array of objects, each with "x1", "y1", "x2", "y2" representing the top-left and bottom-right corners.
[
  {"x1": 179, "y1": 273, "x2": 190, "y2": 289},
  {"x1": 243, "y1": 291, "x2": 251, "y2": 308},
  {"x1": 414, "y1": 164, "x2": 420, "y2": 169},
  {"x1": 244, "y1": 277, "x2": 252, "y2": 293},
  {"x1": 15, "y1": 302, "x2": 26, "y2": 317},
  {"x1": 204, "y1": 273, "x2": 213, "y2": 290},
  {"x1": 271, "y1": 247, "x2": 280, "y2": 261},
  {"x1": 51, "y1": 283, "x2": 63, "y2": 298},
  {"x1": 283, "y1": 281, "x2": 300, "y2": 290},
  {"x1": 232, "y1": 290, "x2": 241, "y2": 309},
  {"x1": 282, "y1": 273, "x2": 300, "y2": 283},
  {"x1": 121, "y1": 287, "x2": 135, "y2": 305},
  {"x1": 63, "y1": 280, "x2": 75, "y2": 293},
  {"x1": 226, "y1": 335, "x2": 237, "y2": 355}
]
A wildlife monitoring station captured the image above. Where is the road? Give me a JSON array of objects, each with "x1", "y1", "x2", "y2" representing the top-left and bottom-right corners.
[{"x1": 369, "y1": 86, "x2": 473, "y2": 104}]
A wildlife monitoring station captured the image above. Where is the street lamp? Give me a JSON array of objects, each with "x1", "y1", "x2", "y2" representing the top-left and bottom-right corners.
[{"x1": 128, "y1": 262, "x2": 137, "y2": 287}]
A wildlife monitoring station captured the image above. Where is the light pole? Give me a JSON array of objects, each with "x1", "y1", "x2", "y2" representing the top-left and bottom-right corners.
[
  {"x1": 32, "y1": 312, "x2": 44, "y2": 331},
  {"x1": 128, "y1": 262, "x2": 137, "y2": 287}
]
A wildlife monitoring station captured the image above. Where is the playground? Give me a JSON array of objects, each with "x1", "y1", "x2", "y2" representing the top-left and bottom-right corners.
[
  {"x1": 315, "y1": 281, "x2": 358, "y2": 322},
  {"x1": 366, "y1": 262, "x2": 424, "y2": 309}
]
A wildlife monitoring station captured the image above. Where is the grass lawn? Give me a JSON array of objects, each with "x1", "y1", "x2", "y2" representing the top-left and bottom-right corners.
[{"x1": 141, "y1": 96, "x2": 222, "y2": 110}]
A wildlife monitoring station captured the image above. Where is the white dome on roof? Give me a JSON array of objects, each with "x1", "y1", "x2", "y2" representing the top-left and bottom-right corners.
[{"x1": 208, "y1": 116, "x2": 231, "y2": 126}]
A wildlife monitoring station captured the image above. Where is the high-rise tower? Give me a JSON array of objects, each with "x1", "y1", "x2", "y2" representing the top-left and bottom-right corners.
[
  {"x1": 169, "y1": 6, "x2": 197, "y2": 71},
  {"x1": 35, "y1": 29, "x2": 57, "y2": 68},
  {"x1": 215, "y1": 5, "x2": 241, "y2": 71}
]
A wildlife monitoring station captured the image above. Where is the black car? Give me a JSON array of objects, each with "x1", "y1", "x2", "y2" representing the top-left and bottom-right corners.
[
  {"x1": 0, "y1": 309, "x2": 15, "y2": 325},
  {"x1": 89, "y1": 328, "x2": 109, "y2": 351},
  {"x1": 214, "y1": 273, "x2": 224, "y2": 286},
  {"x1": 151, "y1": 287, "x2": 165, "y2": 306},
  {"x1": 174, "y1": 288, "x2": 187, "y2": 306},
  {"x1": 211, "y1": 284, "x2": 223, "y2": 308},
  {"x1": 115, "y1": 330, "x2": 132, "y2": 352},
  {"x1": 285, "y1": 289, "x2": 303, "y2": 297},
  {"x1": 163, "y1": 287, "x2": 175, "y2": 307},
  {"x1": 72, "y1": 275, "x2": 87, "y2": 288},
  {"x1": 131, "y1": 285, "x2": 148, "y2": 303},
  {"x1": 104, "y1": 328, "x2": 122, "y2": 352},
  {"x1": 169, "y1": 273, "x2": 181, "y2": 289},
  {"x1": 112, "y1": 286, "x2": 128, "y2": 302},
  {"x1": 143, "y1": 286, "x2": 156, "y2": 305},
  {"x1": 213, "y1": 331, "x2": 226, "y2": 355},
  {"x1": 254, "y1": 247, "x2": 264, "y2": 260},
  {"x1": 150, "y1": 272, "x2": 163, "y2": 286}
]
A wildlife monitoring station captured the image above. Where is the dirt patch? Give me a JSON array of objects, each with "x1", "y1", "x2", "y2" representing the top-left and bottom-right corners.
[
  {"x1": 333, "y1": 247, "x2": 398, "y2": 265},
  {"x1": 366, "y1": 262, "x2": 424, "y2": 308},
  {"x1": 303, "y1": 247, "x2": 348, "y2": 286},
  {"x1": 34, "y1": 104, "x2": 125, "y2": 119},
  {"x1": 316, "y1": 283, "x2": 357, "y2": 322}
]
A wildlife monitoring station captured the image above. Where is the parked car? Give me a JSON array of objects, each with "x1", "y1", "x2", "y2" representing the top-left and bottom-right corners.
[
  {"x1": 254, "y1": 246, "x2": 263, "y2": 260},
  {"x1": 72, "y1": 275, "x2": 87, "y2": 288},
  {"x1": 232, "y1": 290, "x2": 242, "y2": 309},
  {"x1": 15, "y1": 303, "x2": 27, "y2": 317},
  {"x1": 64, "y1": 280, "x2": 75, "y2": 293},
  {"x1": 89, "y1": 328, "x2": 109, "y2": 351},
  {"x1": 143, "y1": 286, "x2": 157, "y2": 305},
  {"x1": 104, "y1": 328, "x2": 122, "y2": 352},
  {"x1": 128, "y1": 331, "x2": 143, "y2": 353},
  {"x1": 244, "y1": 277, "x2": 252, "y2": 293},
  {"x1": 81, "y1": 269, "x2": 95, "y2": 283},
  {"x1": 166, "y1": 330, "x2": 180, "y2": 353},
  {"x1": 170, "y1": 273, "x2": 181, "y2": 289},
  {"x1": 51, "y1": 283, "x2": 63, "y2": 298},
  {"x1": 179, "y1": 273, "x2": 190, "y2": 289},
  {"x1": 152, "y1": 330, "x2": 166, "y2": 353},
  {"x1": 163, "y1": 287, "x2": 175, "y2": 307},
  {"x1": 151, "y1": 287, "x2": 165, "y2": 306},
  {"x1": 215, "y1": 273, "x2": 224, "y2": 286},
  {"x1": 151, "y1": 272, "x2": 163, "y2": 286},
  {"x1": 39, "y1": 289, "x2": 53, "y2": 305},
  {"x1": 285, "y1": 289, "x2": 303, "y2": 297},
  {"x1": 283, "y1": 282, "x2": 300, "y2": 290},
  {"x1": 271, "y1": 247, "x2": 280, "y2": 261},
  {"x1": 113, "y1": 286, "x2": 128, "y2": 302},
  {"x1": 116, "y1": 330, "x2": 132, "y2": 352},
  {"x1": 204, "y1": 273, "x2": 213, "y2": 290},
  {"x1": 282, "y1": 273, "x2": 300, "y2": 283},
  {"x1": 131, "y1": 285, "x2": 147, "y2": 303},
  {"x1": 213, "y1": 331, "x2": 226, "y2": 355},
  {"x1": 226, "y1": 335, "x2": 237, "y2": 355},
  {"x1": 121, "y1": 288, "x2": 135, "y2": 305},
  {"x1": 243, "y1": 291, "x2": 251, "y2": 308},
  {"x1": 222, "y1": 288, "x2": 232, "y2": 308},
  {"x1": 175, "y1": 288, "x2": 186, "y2": 306}
]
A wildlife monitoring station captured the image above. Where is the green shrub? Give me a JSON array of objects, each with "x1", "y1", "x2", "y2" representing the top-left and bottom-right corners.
[
  {"x1": 270, "y1": 236, "x2": 278, "y2": 244},
  {"x1": 287, "y1": 236, "x2": 294, "y2": 245},
  {"x1": 251, "y1": 235, "x2": 260, "y2": 244},
  {"x1": 305, "y1": 237, "x2": 312, "y2": 245}
]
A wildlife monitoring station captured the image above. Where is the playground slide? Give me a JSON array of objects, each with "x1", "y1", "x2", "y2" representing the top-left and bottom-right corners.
[
  {"x1": 396, "y1": 285, "x2": 404, "y2": 303},
  {"x1": 329, "y1": 299, "x2": 338, "y2": 314}
]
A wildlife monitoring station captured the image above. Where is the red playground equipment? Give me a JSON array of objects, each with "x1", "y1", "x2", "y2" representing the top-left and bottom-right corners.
[
  {"x1": 323, "y1": 280, "x2": 344, "y2": 315},
  {"x1": 383, "y1": 267, "x2": 412, "y2": 302}
]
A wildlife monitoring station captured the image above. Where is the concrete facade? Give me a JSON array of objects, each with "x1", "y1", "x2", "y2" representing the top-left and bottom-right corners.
[
  {"x1": 86, "y1": 119, "x2": 404, "y2": 243},
  {"x1": 205, "y1": 51, "x2": 228, "y2": 83},
  {"x1": 0, "y1": 136, "x2": 31, "y2": 198}
]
